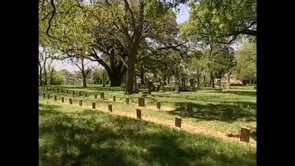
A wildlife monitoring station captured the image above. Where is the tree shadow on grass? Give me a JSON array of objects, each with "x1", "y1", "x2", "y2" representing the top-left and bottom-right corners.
[
  {"x1": 220, "y1": 90, "x2": 256, "y2": 97},
  {"x1": 39, "y1": 103, "x2": 256, "y2": 166},
  {"x1": 61, "y1": 86, "x2": 123, "y2": 92},
  {"x1": 168, "y1": 102, "x2": 256, "y2": 123},
  {"x1": 221, "y1": 101, "x2": 256, "y2": 110},
  {"x1": 150, "y1": 92, "x2": 234, "y2": 103}
]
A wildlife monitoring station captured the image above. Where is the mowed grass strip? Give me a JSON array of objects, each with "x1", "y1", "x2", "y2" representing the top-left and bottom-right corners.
[
  {"x1": 40, "y1": 86, "x2": 256, "y2": 144},
  {"x1": 39, "y1": 101, "x2": 256, "y2": 166}
]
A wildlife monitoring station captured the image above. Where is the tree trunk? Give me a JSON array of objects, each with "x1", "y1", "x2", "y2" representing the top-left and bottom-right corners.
[
  {"x1": 139, "y1": 67, "x2": 145, "y2": 84},
  {"x1": 42, "y1": 57, "x2": 48, "y2": 86},
  {"x1": 49, "y1": 68, "x2": 54, "y2": 85},
  {"x1": 181, "y1": 77, "x2": 186, "y2": 88},
  {"x1": 190, "y1": 79, "x2": 195, "y2": 91},
  {"x1": 43, "y1": 65, "x2": 47, "y2": 85},
  {"x1": 109, "y1": 72, "x2": 124, "y2": 87},
  {"x1": 210, "y1": 72, "x2": 215, "y2": 88},
  {"x1": 174, "y1": 68, "x2": 180, "y2": 93},
  {"x1": 81, "y1": 61, "x2": 87, "y2": 88},
  {"x1": 82, "y1": 72, "x2": 87, "y2": 88},
  {"x1": 227, "y1": 72, "x2": 231, "y2": 89},
  {"x1": 163, "y1": 74, "x2": 167, "y2": 85},
  {"x1": 197, "y1": 75, "x2": 200, "y2": 87},
  {"x1": 102, "y1": 72, "x2": 106, "y2": 87},
  {"x1": 39, "y1": 64, "x2": 43, "y2": 86},
  {"x1": 174, "y1": 80, "x2": 179, "y2": 93},
  {"x1": 126, "y1": 53, "x2": 136, "y2": 94}
]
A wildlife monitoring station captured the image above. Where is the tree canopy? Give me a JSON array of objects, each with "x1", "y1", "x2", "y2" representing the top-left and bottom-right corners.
[
  {"x1": 233, "y1": 41, "x2": 256, "y2": 81},
  {"x1": 181, "y1": 0, "x2": 256, "y2": 44},
  {"x1": 39, "y1": 0, "x2": 257, "y2": 90}
]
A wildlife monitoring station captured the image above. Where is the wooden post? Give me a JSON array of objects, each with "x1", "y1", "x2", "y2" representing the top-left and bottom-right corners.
[
  {"x1": 43, "y1": 93, "x2": 46, "y2": 98},
  {"x1": 188, "y1": 103, "x2": 193, "y2": 115},
  {"x1": 113, "y1": 96, "x2": 116, "y2": 102},
  {"x1": 66, "y1": 90, "x2": 69, "y2": 94},
  {"x1": 136, "y1": 109, "x2": 141, "y2": 119},
  {"x1": 125, "y1": 98, "x2": 129, "y2": 104},
  {"x1": 175, "y1": 116, "x2": 182, "y2": 128},
  {"x1": 157, "y1": 102, "x2": 161, "y2": 110},
  {"x1": 54, "y1": 96, "x2": 57, "y2": 101},
  {"x1": 47, "y1": 94, "x2": 50, "y2": 99},
  {"x1": 69, "y1": 98, "x2": 72, "y2": 104},
  {"x1": 94, "y1": 94, "x2": 97, "y2": 99},
  {"x1": 100, "y1": 92, "x2": 104, "y2": 99},
  {"x1": 138, "y1": 97, "x2": 145, "y2": 107},
  {"x1": 61, "y1": 97, "x2": 64, "y2": 103},
  {"x1": 92, "y1": 102, "x2": 96, "y2": 109},
  {"x1": 79, "y1": 100, "x2": 82, "y2": 106},
  {"x1": 108, "y1": 104, "x2": 112, "y2": 112},
  {"x1": 240, "y1": 127, "x2": 251, "y2": 143}
]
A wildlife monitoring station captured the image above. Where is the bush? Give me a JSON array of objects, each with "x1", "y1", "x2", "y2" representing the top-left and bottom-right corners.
[{"x1": 51, "y1": 71, "x2": 65, "y2": 85}]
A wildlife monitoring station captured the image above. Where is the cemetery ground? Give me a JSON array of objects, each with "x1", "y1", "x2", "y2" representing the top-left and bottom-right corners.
[{"x1": 39, "y1": 85, "x2": 256, "y2": 165}]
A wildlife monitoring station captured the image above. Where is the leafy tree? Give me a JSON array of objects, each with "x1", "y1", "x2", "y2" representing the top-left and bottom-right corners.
[
  {"x1": 39, "y1": 47, "x2": 56, "y2": 86},
  {"x1": 201, "y1": 44, "x2": 236, "y2": 88},
  {"x1": 39, "y1": 47, "x2": 48, "y2": 86},
  {"x1": 233, "y1": 41, "x2": 256, "y2": 82},
  {"x1": 50, "y1": 70, "x2": 65, "y2": 85},
  {"x1": 67, "y1": 57, "x2": 93, "y2": 87},
  {"x1": 184, "y1": 50, "x2": 205, "y2": 87},
  {"x1": 91, "y1": 68, "x2": 109, "y2": 86},
  {"x1": 185, "y1": 0, "x2": 256, "y2": 44},
  {"x1": 39, "y1": 0, "x2": 182, "y2": 94},
  {"x1": 39, "y1": 0, "x2": 127, "y2": 86},
  {"x1": 99, "y1": 0, "x2": 181, "y2": 94}
]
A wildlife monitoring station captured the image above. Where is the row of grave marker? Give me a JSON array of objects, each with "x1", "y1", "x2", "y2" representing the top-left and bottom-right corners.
[
  {"x1": 43, "y1": 93, "x2": 160, "y2": 109},
  {"x1": 42, "y1": 90, "x2": 198, "y2": 112},
  {"x1": 41, "y1": 92, "x2": 251, "y2": 143},
  {"x1": 42, "y1": 88, "x2": 119, "y2": 100},
  {"x1": 42, "y1": 88, "x2": 157, "y2": 108}
]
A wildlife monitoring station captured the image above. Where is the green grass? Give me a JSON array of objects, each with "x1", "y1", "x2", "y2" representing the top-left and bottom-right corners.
[
  {"x1": 40, "y1": 85, "x2": 256, "y2": 141},
  {"x1": 39, "y1": 101, "x2": 256, "y2": 166}
]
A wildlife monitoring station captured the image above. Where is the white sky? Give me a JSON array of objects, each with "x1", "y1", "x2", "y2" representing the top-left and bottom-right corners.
[{"x1": 176, "y1": 4, "x2": 190, "y2": 24}]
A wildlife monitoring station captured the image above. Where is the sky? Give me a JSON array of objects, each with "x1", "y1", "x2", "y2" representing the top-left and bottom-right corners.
[
  {"x1": 51, "y1": 4, "x2": 190, "y2": 72},
  {"x1": 176, "y1": 4, "x2": 190, "y2": 24}
]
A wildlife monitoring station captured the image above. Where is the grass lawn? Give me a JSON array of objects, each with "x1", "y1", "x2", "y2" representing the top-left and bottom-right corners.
[
  {"x1": 39, "y1": 100, "x2": 256, "y2": 166},
  {"x1": 39, "y1": 99, "x2": 256, "y2": 165}
]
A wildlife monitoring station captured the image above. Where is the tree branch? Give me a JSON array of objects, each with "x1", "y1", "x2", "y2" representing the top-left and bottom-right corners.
[{"x1": 90, "y1": 49, "x2": 112, "y2": 74}]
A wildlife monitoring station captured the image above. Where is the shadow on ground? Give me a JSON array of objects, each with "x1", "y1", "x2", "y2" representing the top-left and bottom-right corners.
[
  {"x1": 220, "y1": 90, "x2": 256, "y2": 97},
  {"x1": 39, "y1": 103, "x2": 256, "y2": 166},
  {"x1": 168, "y1": 102, "x2": 256, "y2": 123}
]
